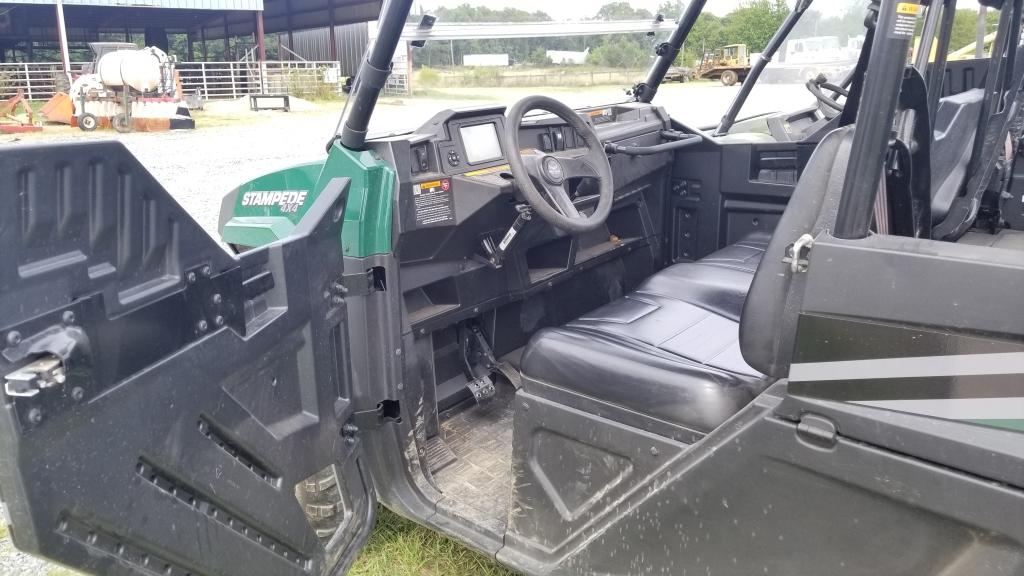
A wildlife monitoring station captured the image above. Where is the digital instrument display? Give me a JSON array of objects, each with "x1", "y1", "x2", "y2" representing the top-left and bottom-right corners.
[{"x1": 459, "y1": 122, "x2": 503, "y2": 164}]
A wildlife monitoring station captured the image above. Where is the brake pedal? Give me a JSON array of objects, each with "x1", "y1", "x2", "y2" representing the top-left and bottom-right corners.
[{"x1": 466, "y1": 375, "x2": 496, "y2": 403}]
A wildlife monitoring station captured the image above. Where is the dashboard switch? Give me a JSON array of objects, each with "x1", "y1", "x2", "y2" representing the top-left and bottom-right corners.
[
  {"x1": 539, "y1": 133, "x2": 553, "y2": 152},
  {"x1": 553, "y1": 130, "x2": 564, "y2": 150},
  {"x1": 414, "y1": 146, "x2": 429, "y2": 172},
  {"x1": 447, "y1": 149, "x2": 461, "y2": 167}
]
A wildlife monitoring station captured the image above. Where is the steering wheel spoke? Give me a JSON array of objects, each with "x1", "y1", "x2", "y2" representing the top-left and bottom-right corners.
[
  {"x1": 552, "y1": 152, "x2": 600, "y2": 180},
  {"x1": 539, "y1": 180, "x2": 581, "y2": 218}
]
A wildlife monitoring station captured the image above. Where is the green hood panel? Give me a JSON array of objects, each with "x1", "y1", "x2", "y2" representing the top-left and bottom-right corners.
[{"x1": 220, "y1": 144, "x2": 395, "y2": 257}]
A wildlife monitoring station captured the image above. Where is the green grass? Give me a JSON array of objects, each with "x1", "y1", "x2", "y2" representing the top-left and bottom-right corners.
[
  {"x1": 351, "y1": 507, "x2": 517, "y2": 576},
  {"x1": 0, "y1": 508, "x2": 512, "y2": 576}
]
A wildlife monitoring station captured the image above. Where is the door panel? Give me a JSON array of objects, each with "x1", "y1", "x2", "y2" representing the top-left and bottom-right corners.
[
  {"x1": 0, "y1": 143, "x2": 374, "y2": 576},
  {"x1": 784, "y1": 233, "x2": 1024, "y2": 484}
]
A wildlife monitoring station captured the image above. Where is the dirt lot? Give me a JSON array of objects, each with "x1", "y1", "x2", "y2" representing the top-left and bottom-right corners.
[{"x1": 0, "y1": 80, "x2": 809, "y2": 575}]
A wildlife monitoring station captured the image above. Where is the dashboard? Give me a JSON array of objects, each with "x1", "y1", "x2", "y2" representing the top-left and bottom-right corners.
[
  {"x1": 363, "y1": 99, "x2": 811, "y2": 341},
  {"x1": 365, "y1": 102, "x2": 676, "y2": 333}
]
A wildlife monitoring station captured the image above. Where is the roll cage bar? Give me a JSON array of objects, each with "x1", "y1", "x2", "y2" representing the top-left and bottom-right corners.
[{"x1": 714, "y1": 0, "x2": 815, "y2": 136}]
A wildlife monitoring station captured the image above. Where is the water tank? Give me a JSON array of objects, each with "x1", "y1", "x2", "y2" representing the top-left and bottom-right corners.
[{"x1": 96, "y1": 47, "x2": 169, "y2": 93}]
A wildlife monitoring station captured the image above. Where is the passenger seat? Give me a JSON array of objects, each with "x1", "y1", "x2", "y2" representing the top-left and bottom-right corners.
[
  {"x1": 519, "y1": 233, "x2": 772, "y2": 435},
  {"x1": 521, "y1": 125, "x2": 859, "y2": 438},
  {"x1": 641, "y1": 232, "x2": 769, "y2": 321}
]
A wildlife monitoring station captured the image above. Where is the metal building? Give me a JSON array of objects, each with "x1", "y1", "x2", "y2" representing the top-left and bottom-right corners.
[
  {"x1": 0, "y1": 0, "x2": 380, "y2": 65},
  {"x1": 281, "y1": 21, "x2": 367, "y2": 74}
]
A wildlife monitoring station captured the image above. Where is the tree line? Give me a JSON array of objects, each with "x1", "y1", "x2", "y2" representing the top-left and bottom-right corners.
[
  {"x1": 410, "y1": 1, "x2": 1001, "y2": 70},
  {"x1": 411, "y1": 1, "x2": 792, "y2": 69}
]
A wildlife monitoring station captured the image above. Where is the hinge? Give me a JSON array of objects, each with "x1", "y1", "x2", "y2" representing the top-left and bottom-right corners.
[
  {"x1": 4, "y1": 355, "x2": 66, "y2": 398},
  {"x1": 796, "y1": 414, "x2": 838, "y2": 449},
  {"x1": 339, "y1": 267, "x2": 386, "y2": 298},
  {"x1": 343, "y1": 399, "x2": 401, "y2": 444},
  {"x1": 782, "y1": 233, "x2": 816, "y2": 273}
]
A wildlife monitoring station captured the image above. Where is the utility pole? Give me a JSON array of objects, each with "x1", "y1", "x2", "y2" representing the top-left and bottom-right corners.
[
  {"x1": 976, "y1": 6, "x2": 987, "y2": 59},
  {"x1": 55, "y1": 0, "x2": 71, "y2": 86}
]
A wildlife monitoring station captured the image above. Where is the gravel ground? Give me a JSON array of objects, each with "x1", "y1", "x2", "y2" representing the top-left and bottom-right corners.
[
  {"x1": 0, "y1": 82, "x2": 807, "y2": 574},
  {"x1": 0, "y1": 513, "x2": 75, "y2": 575}
]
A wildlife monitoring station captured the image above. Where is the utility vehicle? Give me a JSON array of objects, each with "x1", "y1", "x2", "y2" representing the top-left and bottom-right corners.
[
  {"x1": 1, "y1": 0, "x2": 1022, "y2": 574},
  {"x1": 696, "y1": 43, "x2": 752, "y2": 85}
]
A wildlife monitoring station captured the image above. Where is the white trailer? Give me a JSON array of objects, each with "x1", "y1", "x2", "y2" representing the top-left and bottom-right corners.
[
  {"x1": 546, "y1": 48, "x2": 590, "y2": 65},
  {"x1": 463, "y1": 53, "x2": 510, "y2": 67}
]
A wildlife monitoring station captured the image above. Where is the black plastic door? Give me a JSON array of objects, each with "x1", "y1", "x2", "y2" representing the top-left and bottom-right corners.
[{"x1": 0, "y1": 142, "x2": 374, "y2": 576}]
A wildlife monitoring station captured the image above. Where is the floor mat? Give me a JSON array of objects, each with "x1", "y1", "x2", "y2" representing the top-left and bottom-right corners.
[{"x1": 431, "y1": 384, "x2": 515, "y2": 537}]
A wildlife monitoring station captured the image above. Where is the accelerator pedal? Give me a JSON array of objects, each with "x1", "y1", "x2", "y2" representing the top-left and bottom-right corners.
[{"x1": 494, "y1": 361, "x2": 522, "y2": 390}]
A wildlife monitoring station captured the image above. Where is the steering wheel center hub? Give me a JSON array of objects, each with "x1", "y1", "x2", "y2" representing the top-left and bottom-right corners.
[{"x1": 541, "y1": 156, "x2": 565, "y2": 184}]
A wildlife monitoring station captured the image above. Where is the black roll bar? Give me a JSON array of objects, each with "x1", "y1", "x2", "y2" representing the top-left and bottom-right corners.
[
  {"x1": 634, "y1": 0, "x2": 708, "y2": 103},
  {"x1": 833, "y1": 0, "x2": 912, "y2": 239},
  {"x1": 925, "y1": 0, "x2": 958, "y2": 120},
  {"x1": 714, "y1": 0, "x2": 814, "y2": 136},
  {"x1": 339, "y1": 0, "x2": 414, "y2": 150}
]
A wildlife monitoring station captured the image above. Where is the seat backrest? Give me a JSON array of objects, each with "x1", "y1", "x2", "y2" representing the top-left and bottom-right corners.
[
  {"x1": 930, "y1": 88, "x2": 985, "y2": 221},
  {"x1": 739, "y1": 125, "x2": 856, "y2": 378}
]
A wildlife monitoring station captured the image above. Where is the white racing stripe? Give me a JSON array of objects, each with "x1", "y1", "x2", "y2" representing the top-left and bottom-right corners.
[
  {"x1": 788, "y1": 352, "x2": 1024, "y2": 382},
  {"x1": 853, "y1": 397, "x2": 1024, "y2": 420}
]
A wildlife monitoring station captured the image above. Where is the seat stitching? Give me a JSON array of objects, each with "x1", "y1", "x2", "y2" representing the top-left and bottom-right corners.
[
  {"x1": 706, "y1": 338, "x2": 742, "y2": 365},
  {"x1": 567, "y1": 326, "x2": 721, "y2": 370},
  {"x1": 654, "y1": 310, "x2": 713, "y2": 348},
  {"x1": 731, "y1": 242, "x2": 766, "y2": 252},
  {"x1": 694, "y1": 263, "x2": 758, "y2": 273},
  {"x1": 633, "y1": 284, "x2": 746, "y2": 322},
  {"x1": 575, "y1": 294, "x2": 659, "y2": 324},
  {"x1": 563, "y1": 326, "x2": 763, "y2": 379}
]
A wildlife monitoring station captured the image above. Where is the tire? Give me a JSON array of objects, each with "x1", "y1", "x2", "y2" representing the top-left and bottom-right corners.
[
  {"x1": 113, "y1": 113, "x2": 132, "y2": 133},
  {"x1": 78, "y1": 113, "x2": 98, "y2": 132},
  {"x1": 721, "y1": 70, "x2": 738, "y2": 86}
]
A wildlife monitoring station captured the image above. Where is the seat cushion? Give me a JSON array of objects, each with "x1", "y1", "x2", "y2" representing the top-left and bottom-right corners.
[
  {"x1": 521, "y1": 236, "x2": 773, "y2": 434},
  {"x1": 637, "y1": 231, "x2": 770, "y2": 321},
  {"x1": 697, "y1": 231, "x2": 770, "y2": 274}
]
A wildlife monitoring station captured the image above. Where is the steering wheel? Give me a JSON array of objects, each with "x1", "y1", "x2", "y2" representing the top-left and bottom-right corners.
[
  {"x1": 805, "y1": 73, "x2": 849, "y2": 118},
  {"x1": 504, "y1": 96, "x2": 615, "y2": 233}
]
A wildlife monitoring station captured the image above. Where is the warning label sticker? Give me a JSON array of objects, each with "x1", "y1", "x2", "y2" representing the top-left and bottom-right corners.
[
  {"x1": 890, "y1": 2, "x2": 920, "y2": 38},
  {"x1": 412, "y1": 178, "x2": 455, "y2": 227}
]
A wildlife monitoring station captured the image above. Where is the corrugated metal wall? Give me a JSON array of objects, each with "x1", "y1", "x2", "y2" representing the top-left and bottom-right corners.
[{"x1": 281, "y1": 21, "x2": 366, "y2": 76}]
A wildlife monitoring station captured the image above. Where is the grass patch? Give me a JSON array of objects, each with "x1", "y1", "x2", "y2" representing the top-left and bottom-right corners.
[
  {"x1": 351, "y1": 507, "x2": 517, "y2": 576},
  {"x1": 0, "y1": 507, "x2": 511, "y2": 576}
]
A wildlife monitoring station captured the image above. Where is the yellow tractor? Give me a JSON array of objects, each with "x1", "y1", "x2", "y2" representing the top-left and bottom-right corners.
[{"x1": 696, "y1": 43, "x2": 752, "y2": 86}]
